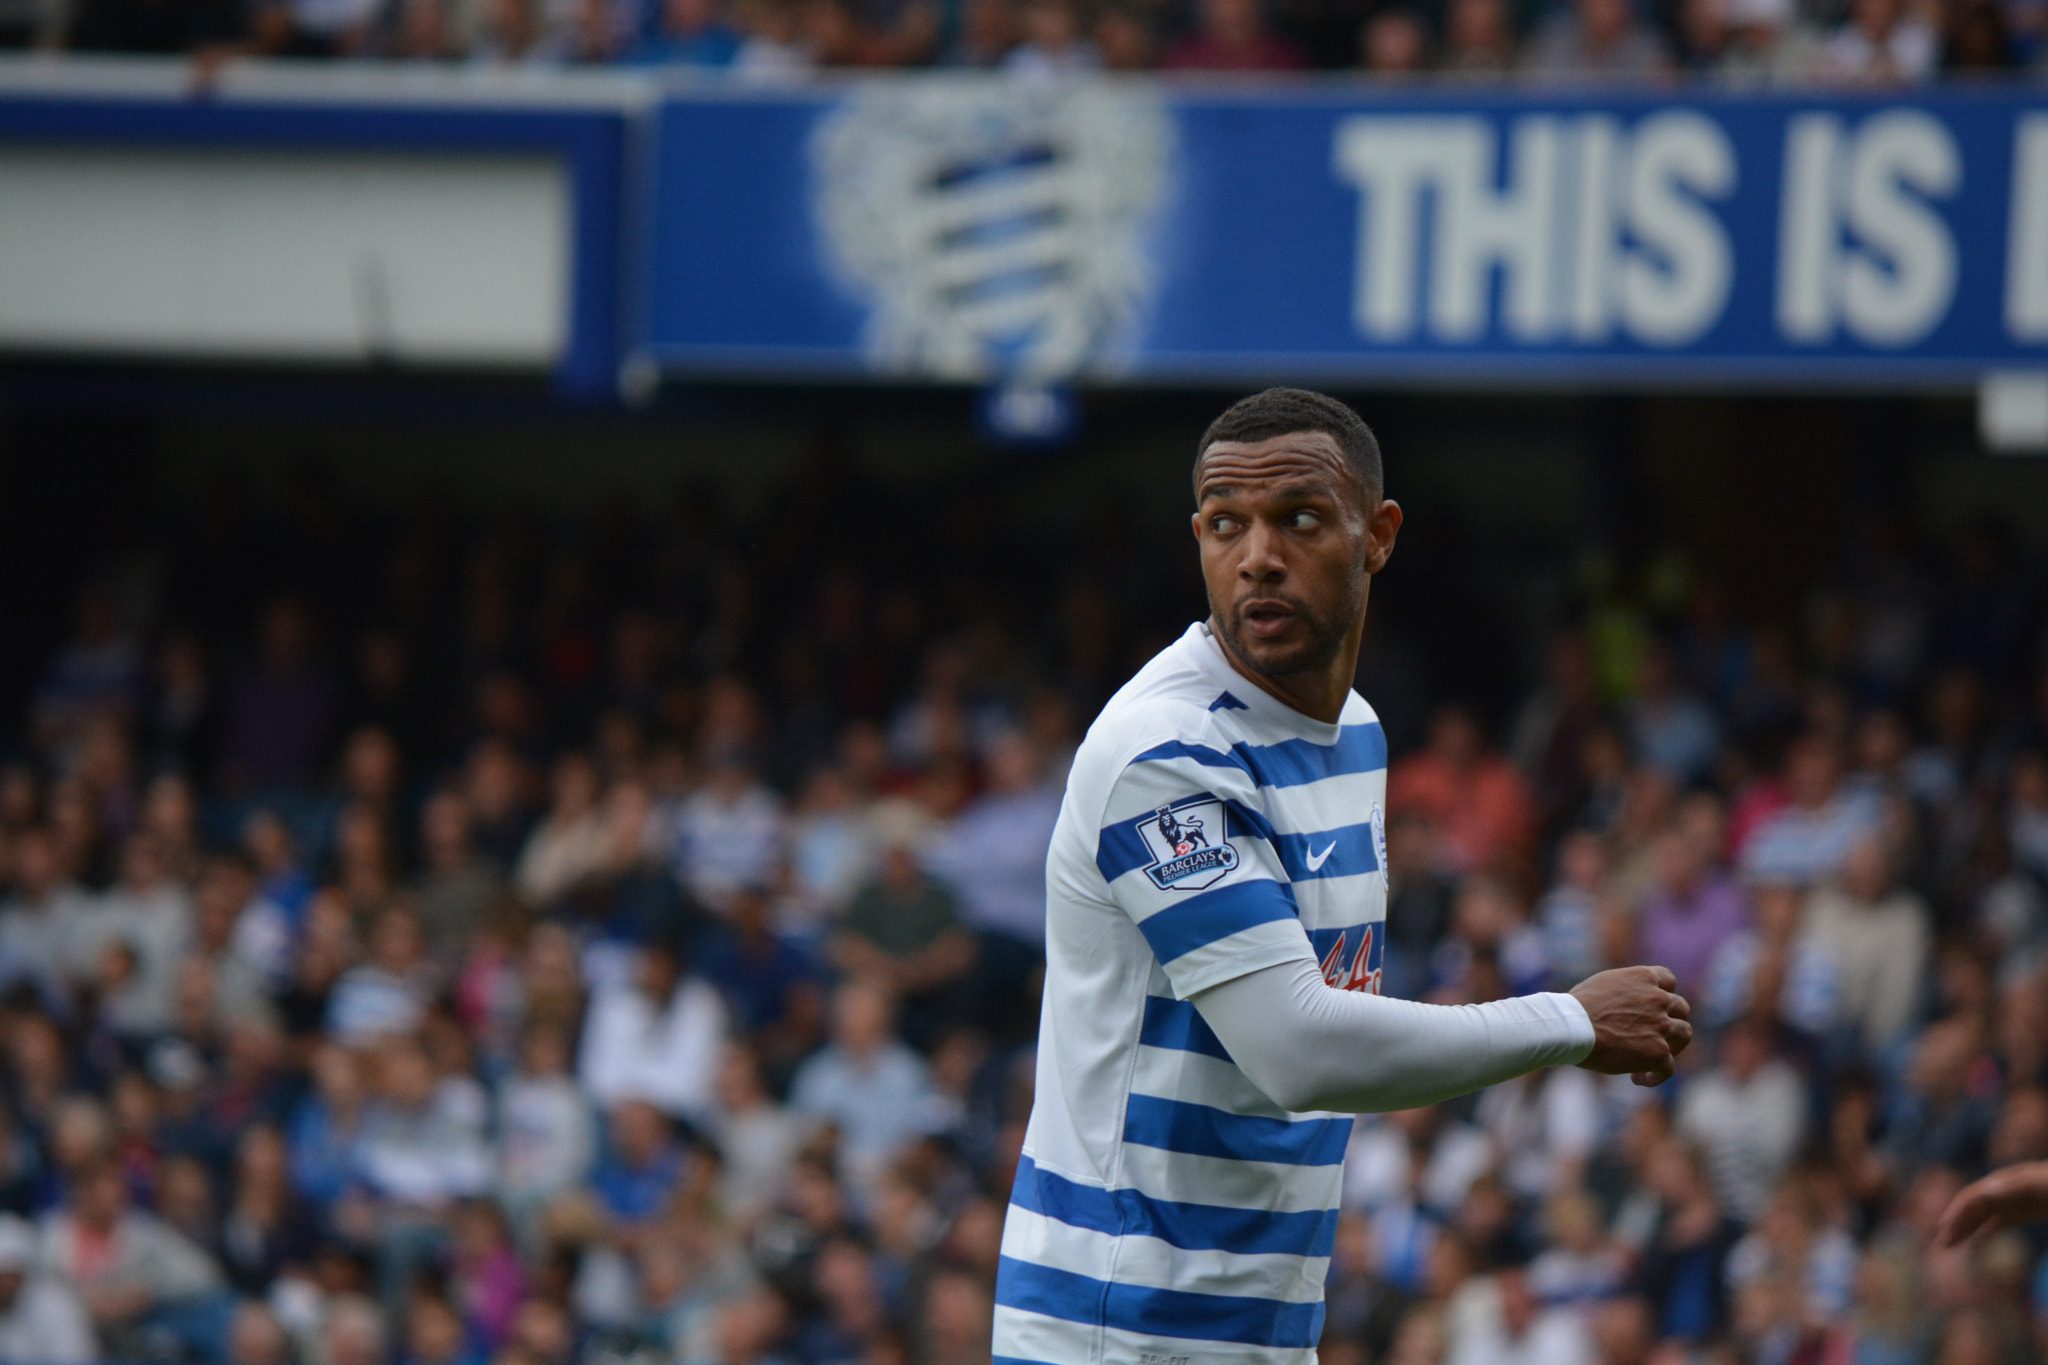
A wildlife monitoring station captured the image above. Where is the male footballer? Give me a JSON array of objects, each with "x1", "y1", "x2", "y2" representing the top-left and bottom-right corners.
[{"x1": 991, "y1": 389, "x2": 1692, "y2": 1365}]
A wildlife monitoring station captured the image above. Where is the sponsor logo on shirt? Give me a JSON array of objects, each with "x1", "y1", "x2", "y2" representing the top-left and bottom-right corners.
[{"x1": 1318, "y1": 924, "x2": 1383, "y2": 995}]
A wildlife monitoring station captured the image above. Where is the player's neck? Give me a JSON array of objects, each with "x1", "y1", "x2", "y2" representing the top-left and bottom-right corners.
[{"x1": 1207, "y1": 618, "x2": 1360, "y2": 725}]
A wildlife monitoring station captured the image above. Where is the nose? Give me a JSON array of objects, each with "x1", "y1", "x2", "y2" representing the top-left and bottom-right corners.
[{"x1": 1238, "y1": 519, "x2": 1287, "y2": 582}]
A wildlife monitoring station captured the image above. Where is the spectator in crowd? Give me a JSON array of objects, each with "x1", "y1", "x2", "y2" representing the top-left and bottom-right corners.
[
  {"x1": 326, "y1": 906, "x2": 434, "y2": 1044},
  {"x1": 1740, "y1": 734, "x2": 1882, "y2": 887},
  {"x1": 402, "y1": 1293, "x2": 481, "y2": 1365},
  {"x1": 241, "y1": 808, "x2": 315, "y2": 935},
  {"x1": 706, "y1": 1044, "x2": 804, "y2": 1225},
  {"x1": 1633, "y1": 1137, "x2": 1739, "y2": 1341},
  {"x1": 190, "y1": 852, "x2": 284, "y2": 1023},
  {"x1": 1800, "y1": 834, "x2": 1931, "y2": 1059},
  {"x1": 728, "y1": 0, "x2": 820, "y2": 77},
  {"x1": 218, "y1": 1125, "x2": 316, "y2": 1297},
  {"x1": 1698, "y1": 882, "x2": 1838, "y2": 1040},
  {"x1": 620, "y1": 0, "x2": 741, "y2": 61},
  {"x1": 1888, "y1": 1013, "x2": 1998, "y2": 1171},
  {"x1": 665, "y1": 746, "x2": 784, "y2": 915},
  {"x1": 318, "y1": 1296, "x2": 388, "y2": 1365},
  {"x1": 1389, "y1": 705, "x2": 1538, "y2": 876},
  {"x1": 495, "y1": 1021, "x2": 598, "y2": 1235},
  {"x1": 43, "y1": 1161, "x2": 229, "y2": 1359},
  {"x1": 1432, "y1": 873, "x2": 1551, "y2": 1000},
  {"x1": 698, "y1": 884, "x2": 823, "y2": 1078},
  {"x1": 1476, "y1": 1064, "x2": 1601, "y2": 1203},
  {"x1": 85, "y1": 832, "x2": 195, "y2": 1037},
  {"x1": 1522, "y1": 0, "x2": 1671, "y2": 79},
  {"x1": 577, "y1": 936, "x2": 726, "y2": 1125},
  {"x1": 1163, "y1": 0, "x2": 1305, "y2": 68},
  {"x1": 288, "y1": 1040, "x2": 370, "y2": 1207},
  {"x1": 1360, "y1": 6, "x2": 1430, "y2": 72},
  {"x1": 2010, "y1": 748, "x2": 2048, "y2": 878},
  {"x1": 516, "y1": 754, "x2": 610, "y2": 912},
  {"x1": 0, "y1": 1214, "x2": 91, "y2": 1365},
  {"x1": 348, "y1": 1035, "x2": 493, "y2": 1297},
  {"x1": 1627, "y1": 645, "x2": 1721, "y2": 786},
  {"x1": 413, "y1": 792, "x2": 507, "y2": 963},
  {"x1": 1692, "y1": 0, "x2": 1821, "y2": 82},
  {"x1": 1444, "y1": 1263, "x2": 1593, "y2": 1365},
  {"x1": 1944, "y1": 0, "x2": 2016, "y2": 68},
  {"x1": 1675, "y1": 1018, "x2": 1807, "y2": 1223},
  {"x1": 1001, "y1": 0, "x2": 1100, "y2": 74},
  {"x1": 587, "y1": 1100, "x2": 687, "y2": 1234},
  {"x1": 781, "y1": 764, "x2": 875, "y2": 934},
  {"x1": 0, "y1": 827, "x2": 89, "y2": 1008},
  {"x1": 789, "y1": 982, "x2": 937, "y2": 1192},
  {"x1": 832, "y1": 806, "x2": 977, "y2": 1033},
  {"x1": 1441, "y1": 0, "x2": 1517, "y2": 73},
  {"x1": 30, "y1": 589, "x2": 142, "y2": 768},
  {"x1": 1635, "y1": 800, "x2": 1748, "y2": 997},
  {"x1": 923, "y1": 731, "x2": 1055, "y2": 1035},
  {"x1": 1535, "y1": 829, "x2": 1608, "y2": 989},
  {"x1": 1093, "y1": 1, "x2": 1155, "y2": 66},
  {"x1": 1382, "y1": 811, "x2": 1455, "y2": 1001},
  {"x1": 1815, "y1": 0, "x2": 1940, "y2": 80},
  {"x1": 225, "y1": 1300, "x2": 293, "y2": 1365},
  {"x1": 216, "y1": 600, "x2": 335, "y2": 797}
]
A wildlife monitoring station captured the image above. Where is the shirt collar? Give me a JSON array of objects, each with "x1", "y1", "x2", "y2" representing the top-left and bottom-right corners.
[{"x1": 1184, "y1": 621, "x2": 1351, "y2": 745}]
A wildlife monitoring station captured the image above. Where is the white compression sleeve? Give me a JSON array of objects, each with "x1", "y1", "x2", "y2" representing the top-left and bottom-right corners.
[{"x1": 1190, "y1": 955, "x2": 1597, "y2": 1114}]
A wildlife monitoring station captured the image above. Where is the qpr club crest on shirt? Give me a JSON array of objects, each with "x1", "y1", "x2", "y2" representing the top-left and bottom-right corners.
[
  {"x1": 1139, "y1": 798, "x2": 1239, "y2": 891},
  {"x1": 1370, "y1": 801, "x2": 1389, "y2": 889}
]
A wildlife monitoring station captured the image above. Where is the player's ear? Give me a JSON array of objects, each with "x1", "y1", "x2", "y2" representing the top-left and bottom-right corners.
[
  {"x1": 1190, "y1": 510, "x2": 1204, "y2": 544},
  {"x1": 1364, "y1": 499, "x2": 1402, "y2": 575}
]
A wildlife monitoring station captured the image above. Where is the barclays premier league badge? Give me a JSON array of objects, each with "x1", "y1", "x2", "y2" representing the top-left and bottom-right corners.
[{"x1": 1140, "y1": 799, "x2": 1239, "y2": 891}]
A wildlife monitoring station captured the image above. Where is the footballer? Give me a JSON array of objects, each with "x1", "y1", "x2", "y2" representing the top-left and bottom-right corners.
[{"x1": 991, "y1": 389, "x2": 1693, "y2": 1365}]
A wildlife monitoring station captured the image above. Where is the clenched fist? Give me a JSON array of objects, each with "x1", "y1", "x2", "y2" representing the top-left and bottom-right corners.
[{"x1": 1569, "y1": 965, "x2": 1693, "y2": 1087}]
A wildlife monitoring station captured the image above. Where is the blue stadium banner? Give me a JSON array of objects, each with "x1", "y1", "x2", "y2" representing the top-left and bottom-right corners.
[{"x1": 639, "y1": 81, "x2": 2048, "y2": 387}]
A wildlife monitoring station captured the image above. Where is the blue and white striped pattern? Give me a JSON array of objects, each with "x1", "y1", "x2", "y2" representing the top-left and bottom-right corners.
[{"x1": 995, "y1": 623, "x2": 1390, "y2": 1365}]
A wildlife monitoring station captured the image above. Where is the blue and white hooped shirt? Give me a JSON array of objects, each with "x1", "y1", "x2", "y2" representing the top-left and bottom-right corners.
[{"x1": 995, "y1": 622, "x2": 1389, "y2": 1365}]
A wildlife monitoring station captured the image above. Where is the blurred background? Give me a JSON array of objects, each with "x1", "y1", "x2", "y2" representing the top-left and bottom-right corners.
[{"x1": 3, "y1": 12, "x2": 2048, "y2": 1365}]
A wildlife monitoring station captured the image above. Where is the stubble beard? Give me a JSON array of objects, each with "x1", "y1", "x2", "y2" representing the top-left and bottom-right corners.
[{"x1": 1214, "y1": 589, "x2": 1358, "y2": 680}]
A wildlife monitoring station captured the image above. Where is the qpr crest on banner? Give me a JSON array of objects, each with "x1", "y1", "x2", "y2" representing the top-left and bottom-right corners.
[
  {"x1": 809, "y1": 79, "x2": 1172, "y2": 384},
  {"x1": 1139, "y1": 798, "x2": 1239, "y2": 891}
]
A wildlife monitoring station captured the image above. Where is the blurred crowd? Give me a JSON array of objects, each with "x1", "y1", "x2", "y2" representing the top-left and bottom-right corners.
[
  {"x1": 0, "y1": 0, "x2": 2040, "y2": 91},
  {"x1": 0, "y1": 457, "x2": 2044, "y2": 1365}
]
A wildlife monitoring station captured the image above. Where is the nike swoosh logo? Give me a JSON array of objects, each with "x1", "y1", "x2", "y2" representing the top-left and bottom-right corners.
[{"x1": 1305, "y1": 841, "x2": 1337, "y2": 872}]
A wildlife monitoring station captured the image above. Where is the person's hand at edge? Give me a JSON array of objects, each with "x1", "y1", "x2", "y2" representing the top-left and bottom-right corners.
[
  {"x1": 1936, "y1": 1160, "x2": 2048, "y2": 1247},
  {"x1": 1570, "y1": 965, "x2": 1693, "y2": 1087}
]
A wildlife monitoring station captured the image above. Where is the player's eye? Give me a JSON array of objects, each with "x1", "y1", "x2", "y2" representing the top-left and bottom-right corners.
[
  {"x1": 1287, "y1": 510, "x2": 1321, "y2": 530},
  {"x1": 1210, "y1": 515, "x2": 1241, "y2": 534}
]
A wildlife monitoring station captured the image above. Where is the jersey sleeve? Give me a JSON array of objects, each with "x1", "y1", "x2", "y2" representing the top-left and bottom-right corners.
[{"x1": 1092, "y1": 733, "x2": 1312, "y2": 1000}]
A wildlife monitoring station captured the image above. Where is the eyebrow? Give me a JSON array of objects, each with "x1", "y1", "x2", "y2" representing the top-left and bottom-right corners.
[{"x1": 1197, "y1": 478, "x2": 1336, "y2": 504}]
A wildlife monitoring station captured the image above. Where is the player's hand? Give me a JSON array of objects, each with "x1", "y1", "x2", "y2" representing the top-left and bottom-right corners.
[
  {"x1": 1569, "y1": 965, "x2": 1692, "y2": 1087},
  {"x1": 1935, "y1": 1161, "x2": 2048, "y2": 1246}
]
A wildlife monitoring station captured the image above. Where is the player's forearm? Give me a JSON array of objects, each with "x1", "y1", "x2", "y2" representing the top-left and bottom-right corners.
[{"x1": 1191, "y1": 957, "x2": 1596, "y2": 1114}]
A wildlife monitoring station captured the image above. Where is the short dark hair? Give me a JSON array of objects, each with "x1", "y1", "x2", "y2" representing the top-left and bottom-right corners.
[{"x1": 1195, "y1": 388, "x2": 1383, "y2": 503}]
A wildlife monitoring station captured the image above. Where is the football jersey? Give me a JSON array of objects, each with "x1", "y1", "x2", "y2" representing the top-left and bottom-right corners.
[{"x1": 994, "y1": 621, "x2": 1389, "y2": 1365}]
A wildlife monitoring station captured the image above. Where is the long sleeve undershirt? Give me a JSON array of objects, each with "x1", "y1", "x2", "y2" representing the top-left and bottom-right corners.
[{"x1": 1190, "y1": 954, "x2": 1597, "y2": 1115}]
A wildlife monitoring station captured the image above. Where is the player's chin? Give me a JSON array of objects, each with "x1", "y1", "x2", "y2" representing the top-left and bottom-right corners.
[{"x1": 1236, "y1": 637, "x2": 1326, "y2": 678}]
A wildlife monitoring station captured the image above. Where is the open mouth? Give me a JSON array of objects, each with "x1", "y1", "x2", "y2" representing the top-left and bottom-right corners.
[{"x1": 1242, "y1": 600, "x2": 1298, "y2": 639}]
